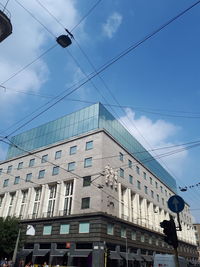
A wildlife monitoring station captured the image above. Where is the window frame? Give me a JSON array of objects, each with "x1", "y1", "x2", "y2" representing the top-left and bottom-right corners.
[
  {"x1": 81, "y1": 197, "x2": 90, "y2": 209},
  {"x1": 84, "y1": 157, "x2": 92, "y2": 168},
  {"x1": 85, "y1": 141, "x2": 93, "y2": 150}
]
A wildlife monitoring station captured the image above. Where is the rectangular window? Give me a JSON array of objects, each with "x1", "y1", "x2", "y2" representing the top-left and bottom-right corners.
[
  {"x1": 86, "y1": 141, "x2": 93, "y2": 150},
  {"x1": 141, "y1": 234, "x2": 145, "y2": 242},
  {"x1": 17, "y1": 162, "x2": 23, "y2": 170},
  {"x1": 14, "y1": 176, "x2": 20, "y2": 184},
  {"x1": 29, "y1": 159, "x2": 35, "y2": 167},
  {"x1": 160, "y1": 186, "x2": 163, "y2": 193},
  {"x1": 0, "y1": 168, "x2": 3, "y2": 175},
  {"x1": 47, "y1": 185, "x2": 57, "y2": 216},
  {"x1": 83, "y1": 176, "x2": 91, "y2": 187},
  {"x1": 70, "y1": 145, "x2": 77, "y2": 155},
  {"x1": 129, "y1": 175, "x2": 133, "y2": 184},
  {"x1": 3, "y1": 179, "x2": 9, "y2": 187},
  {"x1": 43, "y1": 225, "x2": 52, "y2": 235},
  {"x1": 157, "y1": 194, "x2": 159, "y2": 202},
  {"x1": 144, "y1": 186, "x2": 148, "y2": 194},
  {"x1": 143, "y1": 172, "x2": 146, "y2": 180},
  {"x1": 81, "y1": 197, "x2": 90, "y2": 209},
  {"x1": 68, "y1": 162, "x2": 75, "y2": 171},
  {"x1": 84, "y1": 157, "x2": 92, "y2": 168},
  {"x1": 137, "y1": 180, "x2": 141, "y2": 190},
  {"x1": 121, "y1": 227, "x2": 126, "y2": 238},
  {"x1": 0, "y1": 195, "x2": 4, "y2": 207},
  {"x1": 131, "y1": 231, "x2": 136, "y2": 240},
  {"x1": 165, "y1": 190, "x2": 167, "y2": 197},
  {"x1": 52, "y1": 166, "x2": 59, "y2": 175},
  {"x1": 55, "y1": 150, "x2": 62, "y2": 159},
  {"x1": 7, "y1": 165, "x2": 12, "y2": 173},
  {"x1": 26, "y1": 173, "x2": 32, "y2": 182},
  {"x1": 60, "y1": 224, "x2": 69, "y2": 234},
  {"x1": 63, "y1": 181, "x2": 73, "y2": 215},
  {"x1": 33, "y1": 188, "x2": 42, "y2": 218},
  {"x1": 107, "y1": 223, "x2": 114, "y2": 235},
  {"x1": 136, "y1": 166, "x2": 140, "y2": 175},
  {"x1": 38, "y1": 170, "x2": 45, "y2": 179},
  {"x1": 150, "y1": 177, "x2": 152, "y2": 185},
  {"x1": 162, "y1": 198, "x2": 164, "y2": 205},
  {"x1": 41, "y1": 154, "x2": 48, "y2": 163},
  {"x1": 155, "y1": 181, "x2": 158, "y2": 189},
  {"x1": 119, "y1": 152, "x2": 123, "y2": 161},
  {"x1": 151, "y1": 190, "x2": 154, "y2": 199},
  {"x1": 128, "y1": 160, "x2": 132, "y2": 168},
  {"x1": 119, "y1": 168, "x2": 124, "y2": 178},
  {"x1": 79, "y1": 222, "x2": 90, "y2": 233}
]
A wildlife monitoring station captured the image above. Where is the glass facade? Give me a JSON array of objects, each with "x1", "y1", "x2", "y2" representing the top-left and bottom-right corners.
[{"x1": 6, "y1": 103, "x2": 176, "y2": 192}]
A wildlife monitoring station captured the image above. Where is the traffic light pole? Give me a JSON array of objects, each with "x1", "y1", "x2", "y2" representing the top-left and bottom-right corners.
[{"x1": 174, "y1": 248, "x2": 180, "y2": 267}]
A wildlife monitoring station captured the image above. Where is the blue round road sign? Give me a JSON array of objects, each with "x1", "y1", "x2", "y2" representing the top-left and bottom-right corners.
[{"x1": 168, "y1": 195, "x2": 185, "y2": 213}]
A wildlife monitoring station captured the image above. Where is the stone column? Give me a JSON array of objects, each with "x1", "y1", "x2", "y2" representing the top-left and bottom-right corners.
[
  {"x1": 118, "y1": 183, "x2": 122, "y2": 219},
  {"x1": 92, "y1": 242, "x2": 105, "y2": 267}
]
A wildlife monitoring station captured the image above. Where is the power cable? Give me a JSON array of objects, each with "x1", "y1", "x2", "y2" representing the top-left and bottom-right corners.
[{"x1": 1, "y1": 0, "x2": 200, "y2": 140}]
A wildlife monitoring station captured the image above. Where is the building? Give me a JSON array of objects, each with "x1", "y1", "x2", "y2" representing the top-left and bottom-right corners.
[
  {"x1": 194, "y1": 224, "x2": 200, "y2": 264},
  {"x1": 0, "y1": 103, "x2": 198, "y2": 267}
]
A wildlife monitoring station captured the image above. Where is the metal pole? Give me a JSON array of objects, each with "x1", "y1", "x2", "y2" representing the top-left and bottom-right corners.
[
  {"x1": 104, "y1": 249, "x2": 107, "y2": 267},
  {"x1": 12, "y1": 228, "x2": 21, "y2": 264},
  {"x1": 174, "y1": 248, "x2": 180, "y2": 267},
  {"x1": 126, "y1": 237, "x2": 128, "y2": 267}
]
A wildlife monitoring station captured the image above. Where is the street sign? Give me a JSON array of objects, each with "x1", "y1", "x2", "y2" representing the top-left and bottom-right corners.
[{"x1": 168, "y1": 195, "x2": 185, "y2": 213}]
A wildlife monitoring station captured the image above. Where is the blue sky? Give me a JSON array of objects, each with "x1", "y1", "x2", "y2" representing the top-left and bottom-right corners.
[{"x1": 0, "y1": 0, "x2": 200, "y2": 221}]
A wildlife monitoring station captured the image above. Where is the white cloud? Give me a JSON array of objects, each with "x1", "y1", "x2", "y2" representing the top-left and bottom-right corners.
[
  {"x1": 119, "y1": 108, "x2": 188, "y2": 176},
  {"x1": 0, "y1": 0, "x2": 80, "y2": 107},
  {"x1": 102, "y1": 12, "x2": 122, "y2": 39}
]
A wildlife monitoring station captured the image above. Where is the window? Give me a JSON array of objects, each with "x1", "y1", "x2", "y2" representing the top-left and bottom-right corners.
[
  {"x1": 128, "y1": 160, "x2": 132, "y2": 168},
  {"x1": 107, "y1": 223, "x2": 114, "y2": 235},
  {"x1": 81, "y1": 197, "x2": 90, "y2": 209},
  {"x1": 60, "y1": 224, "x2": 70, "y2": 234},
  {"x1": 63, "y1": 181, "x2": 73, "y2": 215},
  {"x1": 137, "y1": 180, "x2": 141, "y2": 190},
  {"x1": 119, "y1": 152, "x2": 123, "y2": 161},
  {"x1": 43, "y1": 225, "x2": 52, "y2": 235},
  {"x1": 162, "y1": 198, "x2": 164, "y2": 205},
  {"x1": 7, "y1": 165, "x2": 12, "y2": 173},
  {"x1": 0, "y1": 195, "x2": 4, "y2": 207},
  {"x1": 70, "y1": 145, "x2": 77, "y2": 155},
  {"x1": 84, "y1": 157, "x2": 92, "y2": 168},
  {"x1": 129, "y1": 175, "x2": 133, "y2": 184},
  {"x1": 149, "y1": 236, "x2": 152, "y2": 244},
  {"x1": 47, "y1": 185, "x2": 57, "y2": 216},
  {"x1": 38, "y1": 170, "x2": 45, "y2": 179},
  {"x1": 41, "y1": 154, "x2": 48, "y2": 163},
  {"x1": 3, "y1": 179, "x2": 9, "y2": 187},
  {"x1": 83, "y1": 176, "x2": 91, "y2": 187},
  {"x1": 136, "y1": 166, "x2": 140, "y2": 175},
  {"x1": 165, "y1": 190, "x2": 167, "y2": 197},
  {"x1": 131, "y1": 231, "x2": 136, "y2": 240},
  {"x1": 68, "y1": 162, "x2": 75, "y2": 171},
  {"x1": 29, "y1": 159, "x2": 35, "y2": 167},
  {"x1": 121, "y1": 227, "x2": 126, "y2": 238},
  {"x1": 17, "y1": 162, "x2": 23, "y2": 170},
  {"x1": 33, "y1": 188, "x2": 41, "y2": 218},
  {"x1": 86, "y1": 141, "x2": 93, "y2": 150},
  {"x1": 160, "y1": 186, "x2": 163, "y2": 193},
  {"x1": 55, "y1": 150, "x2": 62, "y2": 159},
  {"x1": 144, "y1": 186, "x2": 148, "y2": 194},
  {"x1": 52, "y1": 166, "x2": 59, "y2": 175},
  {"x1": 150, "y1": 177, "x2": 152, "y2": 185},
  {"x1": 119, "y1": 168, "x2": 124, "y2": 178},
  {"x1": 14, "y1": 176, "x2": 20, "y2": 185},
  {"x1": 157, "y1": 194, "x2": 159, "y2": 202},
  {"x1": 143, "y1": 172, "x2": 147, "y2": 180},
  {"x1": 151, "y1": 190, "x2": 154, "y2": 199},
  {"x1": 26, "y1": 173, "x2": 32, "y2": 182},
  {"x1": 79, "y1": 222, "x2": 90, "y2": 233},
  {"x1": 155, "y1": 181, "x2": 158, "y2": 188},
  {"x1": 141, "y1": 234, "x2": 145, "y2": 242},
  {"x1": 0, "y1": 168, "x2": 3, "y2": 175}
]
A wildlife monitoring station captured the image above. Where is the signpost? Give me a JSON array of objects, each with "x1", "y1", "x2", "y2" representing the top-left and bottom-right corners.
[{"x1": 166, "y1": 195, "x2": 185, "y2": 267}]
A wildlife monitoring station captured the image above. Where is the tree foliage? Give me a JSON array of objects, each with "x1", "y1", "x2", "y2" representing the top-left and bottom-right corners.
[{"x1": 0, "y1": 217, "x2": 22, "y2": 259}]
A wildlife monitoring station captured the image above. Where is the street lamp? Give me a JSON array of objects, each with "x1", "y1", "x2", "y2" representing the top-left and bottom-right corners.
[{"x1": 125, "y1": 236, "x2": 128, "y2": 267}]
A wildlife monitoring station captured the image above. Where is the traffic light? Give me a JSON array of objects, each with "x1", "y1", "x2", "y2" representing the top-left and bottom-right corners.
[{"x1": 160, "y1": 217, "x2": 178, "y2": 249}]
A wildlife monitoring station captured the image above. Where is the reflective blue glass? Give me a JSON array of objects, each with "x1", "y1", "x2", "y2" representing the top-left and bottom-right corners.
[{"x1": 6, "y1": 103, "x2": 177, "y2": 192}]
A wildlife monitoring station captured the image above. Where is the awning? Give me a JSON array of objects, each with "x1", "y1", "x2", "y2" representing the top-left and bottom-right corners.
[
  {"x1": 19, "y1": 250, "x2": 33, "y2": 257},
  {"x1": 70, "y1": 250, "x2": 91, "y2": 258},
  {"x1": 50, "y1": 250, "x2": 68, "y2": 257},
  {"x1": 132, "y1": 254, "x2": 143, "y2": 261},
  {"x1": 120, "y1": 252, "x2": 134, "y2": 261},
  {"x1": 142, "y1": 255, "x2": 153, "y2": 262},
  {"x1": 109, "y1": 251, "x2": 122, "y2": 260},
  {"x1": 33, "y1": 249, "x2": 50, "y2": 257}
]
